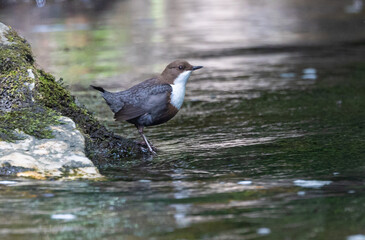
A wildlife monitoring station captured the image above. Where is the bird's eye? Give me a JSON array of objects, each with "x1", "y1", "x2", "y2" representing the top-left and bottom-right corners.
[{"x1": 178, "y1": 65, "x2": 184, "y2": 70}]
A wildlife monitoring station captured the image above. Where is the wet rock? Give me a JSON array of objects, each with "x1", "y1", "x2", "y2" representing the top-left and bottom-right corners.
[
  {"x1": 0, "y1": 21, "x2": 143, "y2": 179},
  {"x1": 0, "y1": 117, "x2": 102, "y2": 179}
]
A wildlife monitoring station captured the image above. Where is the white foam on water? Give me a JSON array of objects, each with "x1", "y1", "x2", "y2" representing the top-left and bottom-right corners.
[
  {"x1": 345, "y1": 0, "x2": 363, "y2": 13},
  {"x1": 302, "y1": 74, "x2": 317, "y2": 80},
  {"x1": 280, "y1": 73, "x2": 296, "y2": 78},
  {"x1": 0, "y1": 181, "x2": 18, "y2": 185},
  {"x1": 237, "y1": 180, "x2": 252, "y2": 185},
  {"x1": 51, "y1": 214, "x2": 76, "y2": 220},
  {"x1": 139, "y1": 179, "x2": 151, "y2": 183},
  {"x1": 347, "y1": 234, "x2": 365, "y2": 240},
  {"x1": 303, "y1": 68, "x2": 316, "y2": 74},
  {"x1": 294, "y1": 180, "x2": 332, "y2": 189},
  {"x1": 297, "y1": 191, "x2": 306, "y2": 196},
  {"x1": 257, "y1": 228, "x2": 271, "y2": 235}
]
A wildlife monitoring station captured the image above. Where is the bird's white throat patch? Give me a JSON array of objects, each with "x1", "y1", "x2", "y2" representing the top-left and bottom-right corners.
[{"x1": 170, "y1": 70, "x2": 192, "y2": 109}]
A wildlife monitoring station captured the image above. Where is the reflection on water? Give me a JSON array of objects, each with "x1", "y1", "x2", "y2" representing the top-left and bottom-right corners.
[
  {"x1": 1, "y1": 0, "x2": 364, "y2": 87},
  {"x1": 1, "y1": 0, "x2": 365, "y2": 239}
]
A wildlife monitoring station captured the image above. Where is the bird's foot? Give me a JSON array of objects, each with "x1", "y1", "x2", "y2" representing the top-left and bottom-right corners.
[{"x1": 136, "y1": 141, "x2": 158, "y2": 153}]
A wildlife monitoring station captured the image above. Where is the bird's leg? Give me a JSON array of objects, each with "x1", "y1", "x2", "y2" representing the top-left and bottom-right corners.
[
  {"x1": 137, "y1": 126, "x2": 156, "y2": 154},
  {"x1": 136, "y1": 140, "x2": 157, "y2": 151}
]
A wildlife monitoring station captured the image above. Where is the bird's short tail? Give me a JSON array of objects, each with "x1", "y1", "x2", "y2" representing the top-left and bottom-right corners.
[
  {"x1": 90, "y1": 85, "x2": 122, "y2": 113},
  {"x1": 90, "y1": 85, "x2": 105, "y2": 93}
]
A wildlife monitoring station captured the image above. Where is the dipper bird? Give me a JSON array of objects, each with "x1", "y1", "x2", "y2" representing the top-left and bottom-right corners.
[{"x1": 91, "y1": 60, "x2": 203, "y2": 154}]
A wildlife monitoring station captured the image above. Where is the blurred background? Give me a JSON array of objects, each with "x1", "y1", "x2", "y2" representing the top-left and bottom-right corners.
[
  {"x1": 0, "y1": 0, "x2": 365, "y2": 239},
  {"x1": 1, "y1": 0, "x2": 364, "y2": 88}
]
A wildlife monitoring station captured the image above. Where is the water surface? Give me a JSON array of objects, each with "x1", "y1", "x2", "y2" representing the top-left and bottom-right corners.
[{"x1": 0, "y1": 0, "x2": 365, "y2": 239}]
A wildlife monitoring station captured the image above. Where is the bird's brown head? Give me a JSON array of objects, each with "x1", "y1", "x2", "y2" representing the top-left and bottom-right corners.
[{"x1": 160, "y1": 60, "x2": 203, "y2": 84}]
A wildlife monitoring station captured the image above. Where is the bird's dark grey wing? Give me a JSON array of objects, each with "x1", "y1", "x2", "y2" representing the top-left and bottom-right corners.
[
  {"x1": 114, "y1": 83, "x2": 172, "y2": 121},
  {"x1": 114, "y1": 104, "x2": 147, "y2": 121}
]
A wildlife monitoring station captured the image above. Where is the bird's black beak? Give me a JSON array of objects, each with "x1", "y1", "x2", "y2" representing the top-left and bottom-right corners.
[{"x1": 192, "y1": 66, "x2": 203, "y2": 71}]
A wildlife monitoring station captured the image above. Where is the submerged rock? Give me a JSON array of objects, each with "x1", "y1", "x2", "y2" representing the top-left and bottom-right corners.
[{"x1": 0, "y1": 22, "x2": 142, "y2": 179}]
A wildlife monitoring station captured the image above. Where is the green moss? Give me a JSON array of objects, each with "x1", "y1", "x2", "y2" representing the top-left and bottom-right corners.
[
  {"x1": 36, "y1": 70, "x2": 99, "y2": 132},
  {"x1": 0, "y1": 68, "x2": 57, "y2": 142},
  {"x1": 0, "y1": 27, "x2": 54, "y2": 141},
  {"x1": 0, "y1": 106, "x2": 61, "y2": 141},
  {"x1": 0, "y1": 26, "x2": 36, "y2": 111},
  {"x1": 0, "y1": 69, "x2": 36, "y2": 109},
  {"x1": 36, "y1": 70, "x2": 78, "y2": 110},
  {"x1": 0, "y1": 27, "x2": 34, "y2": 72}
]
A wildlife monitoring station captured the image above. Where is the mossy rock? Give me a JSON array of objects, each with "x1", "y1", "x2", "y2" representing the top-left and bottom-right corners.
[{"x1": 0, "y1": 22, "x2": 142, "y2": 170}]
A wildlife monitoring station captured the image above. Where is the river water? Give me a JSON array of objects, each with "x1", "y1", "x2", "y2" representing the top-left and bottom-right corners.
[{"x1": 1, "y1": 0, "x2": 365, "y2": 239}]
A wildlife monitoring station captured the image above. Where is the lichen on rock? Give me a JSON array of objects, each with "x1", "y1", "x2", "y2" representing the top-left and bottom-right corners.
[
  {"x1": 0, "y1": 117, "x2": 102, "y2": 179},
  {"x1": 0, "y1": 21, "x2": 142, "y2": 179}
]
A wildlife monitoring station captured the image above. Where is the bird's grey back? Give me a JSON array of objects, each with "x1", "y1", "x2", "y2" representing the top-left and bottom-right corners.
[{"x1": 101, "y1": 78, "x2": 172, "y2": 113}]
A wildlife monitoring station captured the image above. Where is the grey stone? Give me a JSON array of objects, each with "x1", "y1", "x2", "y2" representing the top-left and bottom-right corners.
[
  {"x1": 0, "y1": 117, "x2": 102, "y2": 179},
  {"x1": 0, "y1": 153, "x2": 37, "y2": 169}
]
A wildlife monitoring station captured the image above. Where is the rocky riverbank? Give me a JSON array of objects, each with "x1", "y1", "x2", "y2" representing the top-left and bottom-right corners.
[{"x1": 0, "y1": 22, "x2": 142, "y2": 179}]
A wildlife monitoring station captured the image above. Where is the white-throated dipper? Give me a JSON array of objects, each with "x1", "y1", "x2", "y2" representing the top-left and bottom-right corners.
[{"x1": 91, "y1": 60, "x2": 203, "y2": 154}]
